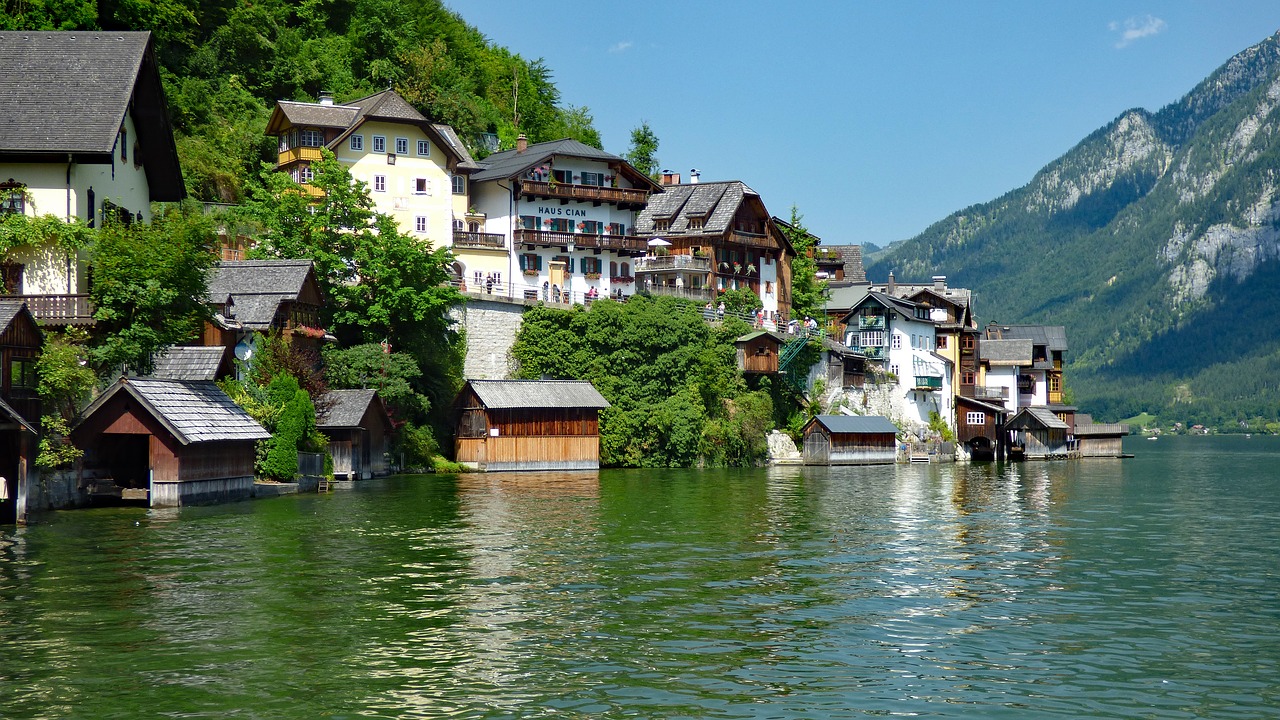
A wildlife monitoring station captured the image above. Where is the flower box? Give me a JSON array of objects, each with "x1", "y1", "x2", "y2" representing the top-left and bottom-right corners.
[{"x1": 585, "y1": 272, "x2": 601, "y2": 280}]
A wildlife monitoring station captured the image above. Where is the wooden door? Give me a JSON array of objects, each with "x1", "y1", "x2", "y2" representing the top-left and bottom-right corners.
[{"x1": 549, "y1": 260, "x2": 566, "y2": 302}]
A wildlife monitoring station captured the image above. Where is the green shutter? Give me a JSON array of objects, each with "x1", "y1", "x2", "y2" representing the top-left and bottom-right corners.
[{"x1": 519, "y1": 255, "x2": 527, "y2": 271}]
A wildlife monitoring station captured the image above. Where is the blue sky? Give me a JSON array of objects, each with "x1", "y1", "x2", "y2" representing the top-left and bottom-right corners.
[{"x1": 446, "y1": 2, "x2": 1280, "y2": 248}]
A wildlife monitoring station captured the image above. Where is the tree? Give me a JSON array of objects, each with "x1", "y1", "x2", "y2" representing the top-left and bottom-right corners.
[
  {"x1": 781, "y1": 206, "x2": 826, "y2": 321},
  {"x1": 625, "y1": 121, "x2": 660, "y2": 180},
  {"x1": 323, "y1": 343, "x2": 428, "y2": 421},
  {"x1": 88, "y1": 205, "x2": 217, "y2": 375},
  {"x1": 34, "y1": 329, "x2": 96, "y2": 469}
]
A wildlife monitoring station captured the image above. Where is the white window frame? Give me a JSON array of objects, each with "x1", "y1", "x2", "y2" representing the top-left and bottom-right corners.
[
  {"x1": 414, "y1": 216, "x2": 428, "y2": 233},
  {"x1": 349, "y1": 134, "x2": 364, "y2": 151},
  {"x1": 372, "y1": 135, "x2": 386, "y2": 153},
  {"x1": 395, "y1": 137, "x2": 410, "y2": 155},
  {"x1": 966, "y1": 411, "x2": 986, "y2": 426},
  {"x1": 373, "y1": 175, "x2": 387, "y2": 193},
  {"x1": 299, "y1": 129, "x2": 324, "y2": 147},
  {"x1": 892, "y1": 334, "x2": 902, "y2": 349},
  {"x1": 299, "y1": 165, "x2": 314, "y2": 184},
  {"x1": 414, "y1": 178, "x2": 431, "y2": 195},
  {"x1": 452, "y1": 175, "x2": 465, "y2": 194},
  {"x1": 859, "y1": 330, "x2": 884, "y2": 348},
  {"x1": 417, "y1": 139, "x2": 430, "y2": 157}
]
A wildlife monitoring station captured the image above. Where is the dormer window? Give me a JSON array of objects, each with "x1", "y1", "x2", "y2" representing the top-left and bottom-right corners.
[
  {"x1": 655, "y1": 219, "x2": 669, "y2": 232},
  {"x1": 688, "y1": 215, "x2": 705, "y2": 230}
]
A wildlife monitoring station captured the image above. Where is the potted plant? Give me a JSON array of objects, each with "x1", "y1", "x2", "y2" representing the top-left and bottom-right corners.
[
  {"x1": 585, "y1": 272, "x2": 601, "y2": 280},
  {"x1": 523, "y1": 268, "x2": 539, "y2": 277}
]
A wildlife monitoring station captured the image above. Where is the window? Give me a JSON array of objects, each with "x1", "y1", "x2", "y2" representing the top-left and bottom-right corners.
[
  {"x1": 911, "y1": 334, "x2": 918, "y2": 349},
  {"x1": 0, "y1": 180, "x2": 24, "y2": 215},
  {"x1": 860, "y1": 331, "x2": 884, "y2": 348},
  {"x1": 417, "y1": 139, "x2": 431, "y2": 156},
  {"x1": 549, "y1": 218, "x2": 571, "y2": 232},
  {"x1": 395, "y1": 137, "x2": 409, "y2": 154},
  {"x1": 581, "y1": 171, "x2": 603, "y2": 186},
  {"x1": 553, "y1": 169, "x2": 572, "y2": 184},
  {"x1": 936, "y1": 335, "x2": 948, "y2": 349},
  {"x1": 581, "y1": 220, "x2": 601, "y2": 234},
  {"x1": 610, "y1": 261, "x2": 618, "y2": 277},
  {"x1": 966, "y1": 411, "x2": 986, "y2": 426},
  {"x1": 688, "y1": 216, "x2": 704, "y2": 230},
  {"x1": 300, "y1": 129, "x2": 324, "y2": 147},
  {"x1": 372, "y1": 135, "x2": 386, "y2": 153},
  {"x1": 415, "y1": 216, "x2": 428, "y2": 233},
  {"x1": 453, "y1": 218, "x2": 465, "y2": 231},
  {"x1": 655, "y1": 219, "x2": 669, "y2": 231},
  {"x1": 892, "y1": 334, "x2": 902, "y2": 349},
  {"x1": 373, "y1": 175, "x2": 386, "y2": 192},
  {"x1": 299, "y1": 165, "x2": 314, "y2": 184},
  {"x1": 1050, "y1": 375, "x2": 1062, "y2": 393},
  {"x1": 120, "y1": 128, "x2": 128, "y2": 161},
  {"x1": 620, "y1": 262, "x2": 630, "y2": 277},
  {"x1": 350, "y1": 134, "x2": 364, "y2": 151},
  {"x1": 452, "y1": 175, "x2": 466, "y2": 194},
  {"x1": 10, "y1": 356, "x2": 37, "y2": 391},
  {"x1": 962, "y1": 371, "x2": 976, "y2": 385},
  {"x1": 414, "y1": 178, "x2": 431, "y2": 195},
  {"x1": 519, "y1": 253, "x2": 543, "y2": 271},
  {"x1": 519, "y1": 215, "x2": 537, "y2": 230},
  {"x1": 961, "y1": 335, "x2": 975, "y2": 351}
]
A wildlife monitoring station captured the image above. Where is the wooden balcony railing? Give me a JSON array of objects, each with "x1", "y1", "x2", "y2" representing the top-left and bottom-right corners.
[
  {"x1": 17, "y1": 294, "x2": 95, "y2": 325},
  {"x1": 453, "y1": 231, "x2": 506, "y2": 250},
  {"x1": 520, "y1": 180, "x2": 649, "y2": 206},
  {"x1": 634, "y1": 255, "x2": 713, "y2": 273},
  {"x1": 277, "y1": 146, "x2": 325, "y2": 165},
  {"x1": 725, "y1": 230, "x2": 776, "y2": 249},
  {"x1": 514, "y1": 229, "x2": 648, "y2": 253}
]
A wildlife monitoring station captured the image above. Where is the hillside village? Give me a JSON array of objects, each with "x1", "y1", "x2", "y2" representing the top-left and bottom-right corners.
[{"x1": 1, "y1": 30, "x2": 1127, "y2": 524}]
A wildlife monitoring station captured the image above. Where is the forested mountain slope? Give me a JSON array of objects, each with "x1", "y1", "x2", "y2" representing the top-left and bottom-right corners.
[
  {"x1": 868, "y1": 30, "x2": 1280, "y2": 428},
  {"x1": 3, "y1": 0, "x2": 603, "y2": 203}
]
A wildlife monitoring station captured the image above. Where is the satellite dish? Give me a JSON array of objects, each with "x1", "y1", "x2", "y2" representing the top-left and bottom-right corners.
[{"x1": 234, "y1": 337, "x2": 255, "y2": 362}]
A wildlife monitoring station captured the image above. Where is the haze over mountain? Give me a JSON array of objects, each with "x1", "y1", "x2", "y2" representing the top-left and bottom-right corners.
[{"x1": 867, "y1": 30, "x2": 1280, "y2": 428}]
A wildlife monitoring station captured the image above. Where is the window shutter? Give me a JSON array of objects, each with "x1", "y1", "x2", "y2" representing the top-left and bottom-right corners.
[
  {"x1": 519, "y1": 255, "x2": 527, "y2": 271},
  {"x1": 537, "y1": 255, "x2": 544, "y2": 271},
  {"x1": 569, "y1": 257, "x2": 576, "y2": 273}
]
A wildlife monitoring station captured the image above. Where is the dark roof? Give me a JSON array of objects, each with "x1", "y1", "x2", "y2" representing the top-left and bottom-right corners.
[
  {"x1": 838, "y1": 246, "x2": 867, "y2": 283},
  {"x1": 471, "y1": 138, "x2": 656, "y2": 188},
  {"x1": 1074, "y1": 421, "x2": 1130, "y2": 437},
  {"x1": 317, "y1": 389, "x2": 385, "y2": 430},
  {"x1": 809, "y1": 414, "x2": 899, "y2": 435},
  {"x1": 980, "y1": 339, "x2": 1033, "y2": 365},
  {"x1": 735, "y1": 330, "x2": 784, "y2": 344},
  {"x1": 823, "y1": 283, "x2": 871, "y2": 313},
  {"x1": 0, "y1": 300, "x2": 42, "y2": 345},
  {"x1": 273, "y1": 101, "x2": 359, "y2": 129},
  {"x1": 1005, "y1": 406, "x2": 1069, "y2": 430},
  {"x1": 956, "y1": 396, "x2": 1010, "y2": 416},
  {"x1": 149, "y1": 346, "x2": 223, "y2": 381},
  {"x1": 0, "y1": 396, "x2": 38, "y2": 434},
  {"x1": 207, "y1": 260, "x2": 316, "y2": 329},
  {"x1": 635, "y1": 181, "x2": 748, "y2": 235},
  {"x1": 466, "y1": 380, "x2": 610, "y2": 410},
  {"x1": 78, "y1": 377, "x2": 270, "y2": 445},
  {"x1": 987, "y1": 324, "x2": 1068, "y2": 352},
  {"x1": 433, "y1": 123, "x2": 481, "y2": 171},
  {"x1": 842, "y1": 290, "x2": 925, "y2": 324},
  {"x1": 0, "y1": 31, "x2": 184, "y2": 201}
]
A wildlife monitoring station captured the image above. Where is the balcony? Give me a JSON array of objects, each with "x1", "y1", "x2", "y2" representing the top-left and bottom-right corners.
[
  {"x1": 277, "y1": 146, "x2": 325, "y2": 166},
  {"x1": 634, "y1": 255, "x2": 713, "y2": 273},
  {"x1": 514, "y1": 229, "x2": 647, "y2": 254},
  {"x1": 858, "y1": 315, "x2": 886, "y2": 330},
  {"x1": 725, "y1": 230, "x2": 775, "y2": 249},
  {"x1": 967, "y1": 386, "x2": 1008, "y2": 401},
  {"x1": 520, "y1": 180, "x2": 649, "y2": 207},
  {"x1": 453, "y1": 231, "x2": 506, "y2": 250},
  {"x1": 18, "y1": 294, "x2": 95, "y2": 325},
  {"x1": 858, "y1": 345, "x2": 886, "y2": 360},
  {"x1": 913, "y1": 376, "x2": 942, "y2": 391}
]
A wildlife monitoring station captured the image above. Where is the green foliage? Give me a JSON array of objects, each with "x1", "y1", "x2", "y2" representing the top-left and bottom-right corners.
[
  {"x1": 625, "y1": 122, "x2": 660, "y2": 180},
  {"x1": 35, "y1": 329, "x2": 94, "y2": 467},
  {"x1": 88, "y1": 206, "x2": 216, "y2": 375},
  {"x1": 781, "y1": 206, "x2": 827, "y2": 321},
  {"x1": 323, "y1": 343, "x2": 428, "y2": 420},
  {"x1": 0, "y1": 212, "x2": 93, "y2": 257},
  {"x1": 395, "y1": 422, "x2": 439, "y2": 468},
  {"x1": 36, "y1": 415, "x2": 82, "y2": 469},
  {"x1": 511, "y1": 295, "x2": 782, "y2": 467},
  {"x1": 718, "y1": 287, "x2": 762, "y2": 317},
  {"x1": 928, "y1": 411, "x2": 956, "y2": 442}
]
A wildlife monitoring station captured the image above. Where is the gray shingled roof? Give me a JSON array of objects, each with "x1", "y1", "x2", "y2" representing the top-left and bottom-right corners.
[
  {"x1": 433, "y1": 123, "x2": 481, "y2": 170},
  {"x1": 274, "y1": 100, "x2": 359, "y2": 129},
  {"x1": 989, "y1": 324, "x2": 1068, "y2": 352},
  {"x1": 810, "y1": 415, "x2": 899, "y2": 435},
  {"x1": 470, "y1": 138, "x2": 625, "y2": 182},
  {"x1": 839, "y1": 246, "x2": 867, "y2": 283},
  {"x1": 79, "y1": 377, "x2": 270, "y2": 445},
  {"x1": 318, "y1": 389, "x2": 381, "y2": 429},
  {"x1": 635, "y1": 181, "x2": 756, "y2": 236},
  {"x1": 1006, "y1": 406, "x2": 1069, "y2": 430},
  {"x1": 468, "y1": 380, "x2": 610, "y2": 409},
  {"x1": 980, "y1": 338, "x2": 1033, "y2": 365},
  {"x1": 347, "y1": 90, "x2": 427, "y2": 123},
  {"x1": 207, "y1": 260, "x2": 314, "y2": 329},
  {"x1": 149, "y1": 346, "x2": 224, "y2": 381},
  {"x1": 0, "y1": 31, "x2": 184, "y2": 200},
  {"x1": 0, "y1": 299, "x2": 24, "y2": 332}
]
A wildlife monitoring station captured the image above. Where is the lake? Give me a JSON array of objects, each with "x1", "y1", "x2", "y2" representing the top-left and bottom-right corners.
[{"x1": 2, "y1": 435, "x2": 1278, "y2": 718}]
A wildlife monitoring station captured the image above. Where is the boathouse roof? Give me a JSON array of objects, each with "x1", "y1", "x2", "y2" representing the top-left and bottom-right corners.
[
  {"x1": 318, "y1": 389, "x2": 390, "y2": 430},
  {"x1": 809, "y1": 415, "x2": 899, "y2": 435},
  {"x1": 1005, "y1": 406, "x2": 1069, "y2": 431},
  {"x1": 148, "y1": 346, "x2": 223, "y2": 381},
  {"x1": 465, "y1": 379, "x2": 610, "y2": 410},
  {"x1": 78, "y1": 377, "x2": 270, "y2": 445},
  {"x1": 0, "y1": 396, "x2": 37, "y2": 434},
  {"x1": 0, "y1": 31, "x2": 184, "y2": 200}
]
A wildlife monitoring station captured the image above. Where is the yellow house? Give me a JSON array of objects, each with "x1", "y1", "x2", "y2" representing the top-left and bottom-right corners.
[
  {"x1": 264, "y1": 91, "x2": 476, "y2": 251},
  {"x1": 0, "y1": 31, "x2": 184, "y2": 325}
]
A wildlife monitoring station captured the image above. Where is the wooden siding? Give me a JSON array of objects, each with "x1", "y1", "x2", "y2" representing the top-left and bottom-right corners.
[
  {"x1": 1079, "y1": 436, "x2": 1125, "y2": 458},
  {"x1": 484, "y1": 436, "x2": 599, "y2": 470},
  {"x1": 179, "y1": 441, "x2": 257, "y2": 481},
  {"x1": 737, "y1": 336, "x2": 779, "y2": 374},
  {"x1": 152, "y1": 476, "x2": 254, "y2": 507},
  {"x1": 489, "y1": 408, "x2": 599, "y2": 437},
  {"x1": 802, "y1": 427, "x2": 896, "y2": 465}
]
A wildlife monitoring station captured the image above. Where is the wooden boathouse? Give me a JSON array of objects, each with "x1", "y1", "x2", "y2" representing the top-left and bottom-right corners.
[
  {"x1": 1073, "y1": 414, "x2": 1130, "y2": 458},
  {"x1": 318, "y1": 389, "x2": 393, "y2": 480},
  {"x1": 735, "y1": 331, "x2": 784, "y2": 374},
  {"x1": 455, "y1": 379, "x2": 609, "y2": 471},
  {"x1": 1004, "y1": 406, "x2": 1072, "y2": 459},
  {"x1": 802, "y1": 414, "x2": 899, "y2": 465},
  {"x1": 72, "y1": 377, "x2": 270, "y2": 507},
  {"x1": 0, "y1": 301, "x2": 41, "y2": 524}
]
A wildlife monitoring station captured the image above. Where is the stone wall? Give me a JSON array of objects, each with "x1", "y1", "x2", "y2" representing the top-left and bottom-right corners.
[{"x1": 453, "y1": 298, "x2": 529, "y2": 380}]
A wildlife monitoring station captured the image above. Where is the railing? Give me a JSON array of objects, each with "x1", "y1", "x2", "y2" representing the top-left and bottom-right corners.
[
  {"x1": 858, "y1": 315, "x2": 886, "y2": 330},
  {"x1": 453, "y1": 231, "x2": 506, "y2": 250},
  {"x1": 520, "y1": 180, "x2": 649, "y2": 206},
  {"x1": 634, "y1": 255, "x2": 713, "y2": 272},
  {"x1": 17, "y1": 294, "x2": 95, "y2": 324},
  {"x1": 725, "y1": 230, "x2": 775, "y2": 249},
  {"x1": 914, "y1": 376, "x2": 942, "y2": 390},
  {"x1": 639, "y1": 284, "x2": 714, "y2": 301},
  {"x1": 277, "y1": 146, "x2": 325, "y2": 165},
  {"x1": 856, "y1": 345, "x2": 886, "y2": 359},
  {"x1": 514, "y1": 229, "x2": 647, "y2": 253}
]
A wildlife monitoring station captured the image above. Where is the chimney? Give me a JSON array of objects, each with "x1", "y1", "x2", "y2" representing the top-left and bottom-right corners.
[
  {"x1": 318, "y1": 92, "x2": 335, "y2": 106},
  {"x1": 689, "y1": 168, "x2": 700, "y2": 184},
  {"x1": 516, "y1": 134, "x2": 528, "y2": 153},
  {"x1": 887, "y1": 271, "x2": 896, "y2": 294},
  {"x1": 660, "y1": 169, "x2": 681, "y2": 186},
  {"x1": 933, "y1": 275, "x2": 946, "y2": 292}
]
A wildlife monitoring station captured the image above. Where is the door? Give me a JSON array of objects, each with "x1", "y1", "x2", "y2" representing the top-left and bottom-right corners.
[{"x1": 549, "y1": 260, "x2": 566, "y2": 302}]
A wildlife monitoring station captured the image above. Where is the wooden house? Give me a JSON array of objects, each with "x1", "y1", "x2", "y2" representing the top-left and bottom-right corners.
[
  {"x1": 0, "y1": 301, "x2": 41, "y2": 523},
  {"x1": 1004, "y1": 406, "x2": 1072, "y2": 460},
  {"x1": 735, "y1": 331, "x2": 784, "y2": 374},
  {"x1": 200, "y1": 260, "x2": 328, "y2": 378},
  {"x1": 1074, "y1": 414, "x2": 1130, "y2": 458},
  {"x1": 72, "y1": 377, "x2": 270, "y2": 507},
  {"x1": 802, "y1": 415, "x2": 899, "y2": 465},
  {"x1": 956, "y1": 396, "x2": 1009, "y2": 461},
  {"x1": 317, "y1": 389, "x2": 393, "y2": 480},
  {"x1": 455, "y1": 379, "x2": 610, "y2": 471}
]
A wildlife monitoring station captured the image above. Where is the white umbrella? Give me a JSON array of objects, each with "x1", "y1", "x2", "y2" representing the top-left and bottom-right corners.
[{"x1": 647, "y1": 237, "x2": 671, "y2": 246}]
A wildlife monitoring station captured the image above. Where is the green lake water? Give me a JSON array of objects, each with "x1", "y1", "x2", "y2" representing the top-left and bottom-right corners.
[{"x1": 2, "y1": 435, "x2": 1278, "y2": 718}]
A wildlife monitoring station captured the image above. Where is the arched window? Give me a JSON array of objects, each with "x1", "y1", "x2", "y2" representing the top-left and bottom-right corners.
[{"x1": 621, "y1": 262, "x2": 630, "y2": 277}]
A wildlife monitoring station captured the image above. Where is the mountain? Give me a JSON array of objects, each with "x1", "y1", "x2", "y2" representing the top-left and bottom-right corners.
[{"x1": 867, "y1": 30, "x2": 1280, "y2": 428}]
